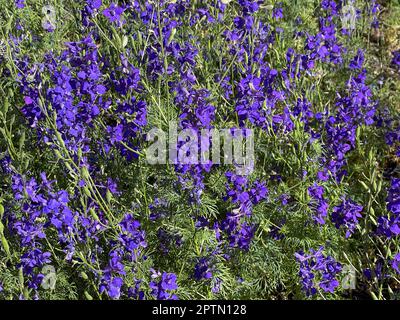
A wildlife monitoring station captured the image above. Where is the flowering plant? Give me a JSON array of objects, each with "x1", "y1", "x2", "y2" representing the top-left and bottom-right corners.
[{"x1": 0, "y1": 0, "x2": 399, "y2": 300}]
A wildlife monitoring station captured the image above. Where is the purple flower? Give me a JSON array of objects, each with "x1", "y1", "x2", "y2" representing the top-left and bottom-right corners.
[
  {"x1": 272, "y1": 3, "x2": 283, "y2": 20},
  {"x1": 349, "y1": 49, "x2": 365, "y2": 70},
  {"x1": 88, "y1": 0, "x2": 102, "y2": 10},
  {"x1": 331, "y1": 198, "x2": 363, "y2": 238},
  {"x1": 118, "y1": 214, "x2": 147, "y2": 260},
  {"x1": 108, "y1": 277, "x2": 123, "y2": 299},
  {"x1": 212, "y1": 278, "x2": 222, "y2": 294},
  {"x1": 15, "y1": 0, "x2": 25, "y2": 8},
  {"x1": 321, "y1": 0, "x2": 338, "y2": 15},
  {"x1": 377, "y1": 179, "x2": 400, "y2": 238},
  {"x1": 377, "y1": 216, "x2": 400, "y2": 238},
  {"x1": 150, "y1": 272, "x2": 178, "y2": 300},
  {"x1": 194, "y1": 258, "x2": 213, "y2": 281},
  {"x1": 250, "y1": 181, "x2": 268, "y2": 204},
  {"x1": 128, "y1": 280, "x2": 144, "y2": 300},
  {"x1": 391, "y1": 253, "x2": 400, "y2": 274},
  {"x1": 0, "y1": 154, "x2": 12, "y2": 174},
  {"x1": 161, "y1": 273, "x2": 178, "y2": 291},
  {"x1": 387, "y1": 178, "x2": 400, "y2": 215},
  {"x1": 42, "y1": 20, "x2": 56, "y2": 32},
  {"x1": 308, "y1": 184, "x2": 328, "y2": 225},
  {"x1": 220, "y1": 172, "x2": 267, "y2": 250},
  {"x1": 295, "y1": 247, "x2": 342, "y2": 296},
  {"x1": 391, "y1": 50, "x2": 400, "y2": 69},
  {"x1": 102, "y1": 3, "x2": 124, "y2": 23}
]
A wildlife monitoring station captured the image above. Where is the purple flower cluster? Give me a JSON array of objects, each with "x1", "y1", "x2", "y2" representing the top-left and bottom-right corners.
[
  {"x1": 8, "y1": 172, "x2": 105, "y2": 291},
  {"x1": 295, "y1": 247, "x2": 342, "y2": 296},
  {"x1": 320, "y1": 69, "x2": 376, "y2": 182},
  {"x1": 15, "y1": 0, "x2": 24, "y2": 9},
  {"x1": 304, "y1": 14, "x2": 344, "y2": 66},
  {"x1": 391, "y1": 50, "x2": 400, "y2": 70},
  {"x1": 13, "y1": 29, "x2": 153, "y2": 298},
  {"x1": 331, "y1": 198, "x2": 363, "y2": 238},
  {"x1": 387, "y1": 178, "x2": 400, "y2": 215},
  {"x1": 150, "y1": 271, "x2": 178, "y2": 300},
  {"x1": 18, "y1": 36, "x2": 147, "y2": 165},
  {"x1": 377, "y1": 178, "x2": 400, "y2": 238},
  {"x1": 103, "y1": 3, "x2": 125, "y2": 24},
  {"x1": 81, "y1": 0, "x2": 103, "y2": 26},
  {"x1": 308, "y1": 184, "x2": 329, "y2": 225},
  {"x1": 99, "y1": 250, "x2": 126, "y2": 299},
  {"x1": 385, "y1": 124, "x2": 400, "y2": 157},
  {"x1": 5, "y1": 162, "x2": 163, "y2": 300},
  {"x1": 4, "y1": 0, "x2": 399, "y2": 300},
  {"x1": 173, "y1": 78, "x2": 216, "y2": 201},
  {"x1": 391, "y1": 253, "x2": 400, "y2": 274},
  {"x1": 194, "y1": 257, "x2": 213, "y2": 281},
  {"x1": 221, "y1": 172, "x2": 268, "y2": 250}
]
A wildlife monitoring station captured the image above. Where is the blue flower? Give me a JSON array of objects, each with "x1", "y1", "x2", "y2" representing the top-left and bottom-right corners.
[
  {"x1": 295, "y1": 247, "x2": 342, "y2": 296},
  {"x1": 391, "y1": 253, "x2": 400, "y2": 274},
  {"x1": 103, "y1": 3, "x2": 124, "y2": 23},
  {"x1": 331, "y1": 198, "x2": 363, "y2": 238}
]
